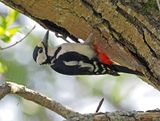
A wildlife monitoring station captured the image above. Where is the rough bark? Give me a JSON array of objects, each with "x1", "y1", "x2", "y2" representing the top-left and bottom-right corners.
[
  {"x1": 0, "y1": 82, "x2": 160, "y2": 121},
  {"x1": 0, "y1": 0, "x2": 160, "y2": 89}
]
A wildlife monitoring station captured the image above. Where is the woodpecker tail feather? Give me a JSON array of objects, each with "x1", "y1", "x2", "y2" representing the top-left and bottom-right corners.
[{"x1": 113, "y1": 65, "x2": 143, "y2": 76}]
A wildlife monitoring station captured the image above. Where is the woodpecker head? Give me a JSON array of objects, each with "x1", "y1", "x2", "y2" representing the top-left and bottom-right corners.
[{"x1": 33, "y1": 30, "x2": 51, "y2": 65}]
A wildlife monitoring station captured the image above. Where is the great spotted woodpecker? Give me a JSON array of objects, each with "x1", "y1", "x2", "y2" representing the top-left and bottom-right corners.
[{"x1": 33, "y1": 31, "x2": 143, "y2": 76}]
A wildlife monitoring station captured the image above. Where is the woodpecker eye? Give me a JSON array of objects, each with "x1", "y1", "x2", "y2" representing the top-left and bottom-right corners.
[{"x1": 39, "y1": 48, "x2": 43, "y2": 53}]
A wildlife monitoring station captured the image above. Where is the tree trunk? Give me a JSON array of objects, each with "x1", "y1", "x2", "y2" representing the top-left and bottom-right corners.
[{"x1": 1, "y1": 0, "x2": 160, "y2": 90}]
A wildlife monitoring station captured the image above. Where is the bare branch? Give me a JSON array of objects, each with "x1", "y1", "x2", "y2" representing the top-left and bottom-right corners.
[
  {"x1": 0, "y1": 25, "x2": 36, "y2": 50},
  {"x1": 0, "y1": 81, "x2": 160, "y2": 121},
  {"x1": 0, "y1": 81, "x2": 79, "y2": 120}
]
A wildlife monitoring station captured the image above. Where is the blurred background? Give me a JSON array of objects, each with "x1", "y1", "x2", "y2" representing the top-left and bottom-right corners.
[{"x1": 0, "y1": 2, "x2": 160, "y2": 121}]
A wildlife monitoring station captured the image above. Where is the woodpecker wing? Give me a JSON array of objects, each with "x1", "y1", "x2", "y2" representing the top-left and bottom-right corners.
[
  {"x1": 50, "y1": 51, "x2": 120, "y2": 75},
  {"x1": 51, "y1": 51, "x2": 95, "y2": 75}
]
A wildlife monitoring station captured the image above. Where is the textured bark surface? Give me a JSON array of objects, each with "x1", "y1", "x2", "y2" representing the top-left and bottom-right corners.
[{"x1": 1, "y1": 0, "x2": 160, "y2": 90}]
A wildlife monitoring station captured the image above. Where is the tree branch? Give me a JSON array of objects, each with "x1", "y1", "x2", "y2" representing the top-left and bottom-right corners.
[
  {"x1": 0, "y1": 81, "x2": 80, "y2": 120},
  {"x1": 0, "y1": 81, "x2": 160, "y2": 121},
  {"x1": 1, "y1": 0, "x2": 159, "y2": 90}
]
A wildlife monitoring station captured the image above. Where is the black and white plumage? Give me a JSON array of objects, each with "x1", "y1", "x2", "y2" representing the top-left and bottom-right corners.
[{"x1": 33, "y1": 31, "x2": 143, "y2": 76}]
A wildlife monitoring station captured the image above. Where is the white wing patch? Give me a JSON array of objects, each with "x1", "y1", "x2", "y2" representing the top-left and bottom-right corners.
[
  {"x1": 64, "y1": 61, "x2": 94, "y2": 71},
  {"x1": 63, "y1": 61, "x2": 79, "y2": 66},
  {"x1": 79, "y1": 61, "x2": 94, "y2": 71}
]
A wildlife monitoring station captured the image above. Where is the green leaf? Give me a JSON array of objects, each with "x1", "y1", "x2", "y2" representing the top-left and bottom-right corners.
[
  {"x1": 0, "y1": 27, "x2": 19, "y2": 43},
  {"x1": 0, "y1": 16, "x2": 7, "y2": 29},
  {"x1": 6, "y1": 9, "x2": 19, "y2": 26},
  {"x1": 0, "y1": 26, "x2": 5, "y2": 35},
  {"x1": 0, "y1": 61, "x2": 7, "y2": 73},
  {"x1": 0, "y1": 9, "x2": 19, "y2": 43},
  {"x1": 6, "y1": 27, "x2": 19, "y2": 36},
  {"x1": 0, "y1": 34, "x2": 10, "y2": 42}
]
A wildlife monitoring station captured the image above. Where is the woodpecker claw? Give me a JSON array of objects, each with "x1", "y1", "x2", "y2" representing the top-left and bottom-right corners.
[{"x1": 42, "y1": 30, "x2": 49, "y2": 47}]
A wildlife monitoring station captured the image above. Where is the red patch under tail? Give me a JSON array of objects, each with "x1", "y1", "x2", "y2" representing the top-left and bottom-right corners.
[{"x1": 93, "y1": 42, "x2": 113, "y2": 65}]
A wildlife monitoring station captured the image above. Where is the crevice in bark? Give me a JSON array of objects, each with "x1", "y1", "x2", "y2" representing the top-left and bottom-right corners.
[
  {"x1": 141, "y1": 29, "x2": 157, "y2": 58},
  {"x1": 116, "y1": 6, "x2": 159, "y2": 58},
  {"x1": 102, "y1": 19, "x2": 138, "y2": 53},
  {"x1": 100, "y1": 19, "x2": 158, "y2": 83},
  {"x1": 116, "y1": 6, "x2": 144, "y2": 35},
  {"x1": 117, "y1": 0, "x2": 160, "y2": 30},
  {"x1": 128, "y1": 52, "x2": 159, "y2": 89},
  {"x1": 81, "y1": 0, "x2": 136, "y2": 52},
  {"x1": 81, "y1": 0, "x2": 102, "y2": 19},
  {"x1": 40, "y1": 19, "x2": 79, "y2": 43},
  {"x1": 81, "y1": 0, "x2": 148, "y2": 71}
]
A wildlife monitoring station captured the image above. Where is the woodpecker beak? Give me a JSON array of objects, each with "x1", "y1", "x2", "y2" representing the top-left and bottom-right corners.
[{"x1": 42, "y1": 30, "x2": 49, "y2": 48}]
